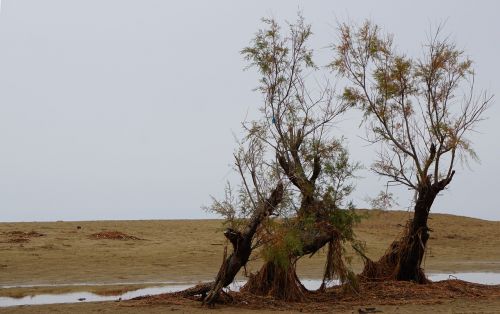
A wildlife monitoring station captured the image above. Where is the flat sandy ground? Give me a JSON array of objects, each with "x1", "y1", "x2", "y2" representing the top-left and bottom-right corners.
[{"x1": 0, "y1": 210, "x2": 499, "y2": 313}]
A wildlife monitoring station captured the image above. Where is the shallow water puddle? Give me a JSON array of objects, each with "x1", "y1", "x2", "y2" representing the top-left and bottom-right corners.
[
  {"x1": 1, "y1": 273, "x2": 499, "y2": 307},
  {"x1": 0, "y1": 284, "x2": 194, "y2": 307},
  {"x1": 428, "y1": 272, "x2": 500, "y2": 284}
]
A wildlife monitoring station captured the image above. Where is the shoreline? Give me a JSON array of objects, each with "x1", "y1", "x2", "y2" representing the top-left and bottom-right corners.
[
  {"x1": 2, "y1": 271, "x2": 500, "y2": 299},
  {"x1": 2, "y1": 279, "x2": 500, "y2": 314}
]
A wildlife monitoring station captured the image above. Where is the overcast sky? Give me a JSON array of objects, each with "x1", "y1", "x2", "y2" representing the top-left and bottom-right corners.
[{"x1": 0, "y1": 0, "x2": 498, "y2": 222}]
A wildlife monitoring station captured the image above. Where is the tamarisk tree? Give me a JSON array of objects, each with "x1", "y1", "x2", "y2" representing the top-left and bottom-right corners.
[
  {"x1": 238, "y1": 16, "x2": 362, "y2": 301},
  {"x1": 331, "y1": 21, "x2": 491, "y2": 283},
  {"x1": 183, "y1": 15, "x2": 361, "y2": 304}
]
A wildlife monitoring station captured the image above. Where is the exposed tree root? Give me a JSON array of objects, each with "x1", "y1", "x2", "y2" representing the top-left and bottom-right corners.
[
  {"x1": 320, "y1": 238, "x2": 354, "y2": 291},
  {"x1": 358, "y1": 220, "x2": 428, "y2": 284},
  {"x1": 242, "y1": 260, "x2": 308, "y2": 302},
  {"x1": 136, "y1": 279, "x2": 500, "y2": 312},
  {"x1": 177, "y1": 282, "x2": 213, "y2": 299}
]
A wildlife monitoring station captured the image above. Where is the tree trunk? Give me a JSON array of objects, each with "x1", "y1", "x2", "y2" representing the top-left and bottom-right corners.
[
  {"x1": 395, "y1": 185, "x2": 439, "y2": 282},
  {"x1": 180, "y1": 182, "x2": 284, "y2": 305},
  {"x1": 360, "y1": 176, "x2": 454, "y2": 283}
]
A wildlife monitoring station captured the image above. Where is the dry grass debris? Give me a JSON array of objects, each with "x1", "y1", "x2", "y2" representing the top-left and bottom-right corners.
[
  {"x1": 88, "y1": 230, "x2": 142, "y2": 241},
  {"x1": 132, "y1": 280, "x2": 500, "y2": 312}
]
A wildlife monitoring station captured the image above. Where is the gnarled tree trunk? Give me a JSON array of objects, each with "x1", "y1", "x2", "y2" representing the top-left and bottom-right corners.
[
  {"x1": 396, "y1": 186, "x2": 438, "y2": 282},
  {"x1": 180, "y1": 182, "x2": 284, "y2": 305},
  {"x1": 360, "y1": 174, "x2": 454, "y2": 283}
]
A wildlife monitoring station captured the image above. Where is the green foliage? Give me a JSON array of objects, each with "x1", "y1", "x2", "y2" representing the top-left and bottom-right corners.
[
  {"x1": 320, "y1": 142, "x2": 362, "y2": 208},
  {"x1": 328, "y1": 207, "x2": 362, "y2": 243},
  {"x1": 241, "y1": 15, "x2": 315, "y2": 95},
  {"x1": 261, "y1": 226, "x2": 303, "y2": 269}
]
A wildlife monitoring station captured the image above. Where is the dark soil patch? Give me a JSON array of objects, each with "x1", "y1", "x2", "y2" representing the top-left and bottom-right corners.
[
  {"x1": 2, "y1": 230, "x2": 45, "y2": 244},
  {"x1": 89, "y1": 231, "x2": 142, "y2": 241},
  {"x1": 6, "y1": 238, "x2": 30, "y2": 244},
  {"x1": 6, "y1": 231, "x2": 45, "y2": 238},
  {"x1": 130, "y1": 280, "x2": 500, "y2": 312}
]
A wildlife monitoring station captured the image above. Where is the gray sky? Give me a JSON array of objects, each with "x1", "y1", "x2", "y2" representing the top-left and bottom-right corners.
[{"x1": 0, "y1": 0, "x2": 498, "y2": 221}]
